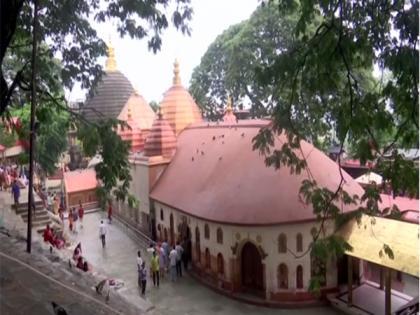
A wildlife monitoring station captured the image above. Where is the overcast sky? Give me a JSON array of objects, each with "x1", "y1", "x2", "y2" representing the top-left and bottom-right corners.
[{"x1": 67, "y1": 0, "x2": 259, "y2": 103}]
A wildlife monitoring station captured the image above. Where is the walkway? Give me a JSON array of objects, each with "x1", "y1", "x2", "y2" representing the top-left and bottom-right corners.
[{"x1": 76, "y1": 212, "x2": 343, "y2": 315}]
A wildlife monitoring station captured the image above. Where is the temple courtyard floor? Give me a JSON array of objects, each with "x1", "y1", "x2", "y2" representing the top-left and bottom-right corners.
[{"x1": 74, "y1": 211, "x2": 343, "y2": 315}]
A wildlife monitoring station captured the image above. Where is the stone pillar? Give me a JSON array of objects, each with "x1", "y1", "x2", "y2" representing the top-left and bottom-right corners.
[{"x1": 379, "y1": 266, "x2": 384, "y2": 290}]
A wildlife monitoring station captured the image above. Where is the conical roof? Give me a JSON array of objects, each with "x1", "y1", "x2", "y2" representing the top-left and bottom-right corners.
[
  {"x1": 117, "y1": 90, "x2": 155, "y2": 132},
  {"x1": 117, "y1": 105, "x2": 144, "y2": 153},
  {"x1": 144, "y1": 109, "x2": 177, "y2": 157},
  {"x1": 160, "y1": 60, "x2": 202, "y2": 135},
  {"x1": 83, "y1": 42, "x2": 133, "y2": 122}
]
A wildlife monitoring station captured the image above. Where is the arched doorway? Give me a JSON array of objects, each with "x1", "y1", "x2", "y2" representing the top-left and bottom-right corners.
[
  {"x1": 170, "y1": 213, "x2": 174, "y2": 245},
  {"x1": 241, "y1": 242, "x2": 264, "y2": 295}
]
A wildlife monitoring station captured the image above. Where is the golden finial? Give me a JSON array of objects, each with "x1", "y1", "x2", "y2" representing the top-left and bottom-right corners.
[
  {"x1": 173, "y1": 59, "x2": 181, "y2": 85},
  {"x1": 226, "y1": 95, "x2": 233, "y2": 113},
  {"x1": 105, "y1": 40, "x2": 117, "y2": 71}
]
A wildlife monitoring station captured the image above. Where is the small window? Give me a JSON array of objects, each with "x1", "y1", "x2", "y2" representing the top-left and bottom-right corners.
[
  {"x1": 204, "y1": 224, "x2": 210, "y2": 239},
  {"x1": 278, "y1": 233, "x2": 287, "y2": 253},
  {"x1": 160, "y1": 208, "x2": 164, "y2": 221},
  {"x1": 296, "y1": 265, "x2": 303, "y2": 289},
  {"x1": 217, "y1": 228, "x2": 223, "y2": 244},
  {"x1": 296, "y1": 233, "x2": 303, "y2": 252},
  {"x1": 278, "y1": 263, "x2": 288, "y2": 289}
]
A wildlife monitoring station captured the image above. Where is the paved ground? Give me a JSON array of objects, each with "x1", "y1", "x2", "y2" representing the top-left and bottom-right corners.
[
  {"x1": 0, "y1": 192, "x2": 143, "y2": 315},
  {"x1": 76, "y1": 212, "x2": 343, "y2": 315}
]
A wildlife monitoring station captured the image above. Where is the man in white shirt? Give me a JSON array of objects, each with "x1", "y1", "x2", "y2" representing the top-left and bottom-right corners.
[
  {"x1": 99, "y1": 220, "x2": 107, "y2": 248},
  {"x1": 169, "y1": 246, "x2": 178, "y2": 282}
]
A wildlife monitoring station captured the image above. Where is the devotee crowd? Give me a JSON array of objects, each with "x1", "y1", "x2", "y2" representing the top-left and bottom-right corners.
[{"x1": 136, "y1": 237, "x2": 192, "y2": 296}]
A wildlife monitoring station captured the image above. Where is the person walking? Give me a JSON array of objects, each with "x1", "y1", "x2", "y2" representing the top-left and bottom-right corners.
[
  {"x1": 169, "y1": 246, "x2": 178, "y2": 282},
  {"x1": 11, "y1": 180, "x2": 20, "y2": 209},
  {"x1": 158, "y1": 244, "x2": 166, "y2": 279},
  {"x1": 72, "y1": 207, "x2": 78, "y2": 233},
  {"x1": 139, "y1": 262, "x2": 147, "y2": 295},
  {"x1": 78, "y1": 201, "x2": 84, "y2": 228},
  {"x1": 175, "y1": 241, "x2": 184, "y2": 278},
  {"x1": 68, "y1": 209, "x2": 74, "y2": 232},
  {"x1": 99, "y1": 220, "x2": 107, "y2": 248},
  {"x1": 136, "y1": 251, "x2": 143, "y2": 271},
  {"x1": 151, "y1": 251, "x2": 160, "y2": 287}
]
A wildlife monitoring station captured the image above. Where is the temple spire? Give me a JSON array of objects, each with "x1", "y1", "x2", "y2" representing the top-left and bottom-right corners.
[
  {"x1": 157, "y1": 106, "x2": 163, "y2": 119},
  {"x1": 173, "y1": 59, "x2": 181, "y2": 85},
  {"x1": 226, "y1": 95, "x2": 233, "y2": 113},
  {"x1": 106, "y1": 40, "x2": 117, "y2": 71}
]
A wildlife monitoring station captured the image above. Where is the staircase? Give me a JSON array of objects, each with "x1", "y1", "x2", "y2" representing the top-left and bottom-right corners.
[{"x1": 14, "y1": 201, "x2": 54, "y2": 234}]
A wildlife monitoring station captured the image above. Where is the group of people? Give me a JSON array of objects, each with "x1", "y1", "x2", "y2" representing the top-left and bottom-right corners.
[
  {"x1": 73, "y1": 242, "x2": 89, "y2": 272},
  {"x1": 136, "y1": 239, "x2": 188, "y2": 295},
  {"x1": 0, "y1": 164, "x2": 27, "y2": 192},
  {"x1": 67, "y1": 202, "x2": 84, "y2": 233},
  {"x1": 43, "y1": 223, "x2": 66, "y2": 249}
]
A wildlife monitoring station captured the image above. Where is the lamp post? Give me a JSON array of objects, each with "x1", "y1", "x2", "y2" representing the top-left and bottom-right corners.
[{"x1": 27, "y1": 0, "x2": 39, "y2": 253}]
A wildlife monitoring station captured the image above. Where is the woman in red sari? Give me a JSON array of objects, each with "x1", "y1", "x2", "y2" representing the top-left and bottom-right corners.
[
  {"x1": 43, "y1": 224, "x2": 53, "y2": 243},
  {"x1": 107, "y1": 200, "x2": 112, "y2": 223}
]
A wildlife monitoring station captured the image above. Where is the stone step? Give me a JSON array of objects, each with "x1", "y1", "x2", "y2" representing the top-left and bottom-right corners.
[
  {"x1": 22, "y1": 214, "x2": 50, "y2": 222},
  {"x1": 15, "y1": 201, "x2": 44, "y2": 209},
  {"x1": 21, "y1": 209, "x2": 49, "y2": 217},
  {"x1": 15, "y1": 206, "x2": 45, "y2": 215}
]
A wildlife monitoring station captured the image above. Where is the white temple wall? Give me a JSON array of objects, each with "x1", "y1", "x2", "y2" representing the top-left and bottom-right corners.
[{"x1": 154, "y1": 201, "x2": 338, "y2": 294}]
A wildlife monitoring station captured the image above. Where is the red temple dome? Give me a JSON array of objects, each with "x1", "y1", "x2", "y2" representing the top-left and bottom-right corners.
[
  {"x1": 144, "y1": 108, "x2": 177, "y2": 158},
  {"x1": 159, "y1": 59, "x2": 202, "y2": 135},
  {"x1": 117, "y1": 105, "x2": 144, "y2": 153}
]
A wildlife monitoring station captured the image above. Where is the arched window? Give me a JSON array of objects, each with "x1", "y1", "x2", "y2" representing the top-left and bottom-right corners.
[
  {"x1": 278, "y1": 233, "x2": 287, "y2": 253},
  {"x1": 204, "y1": 224, "x2": 210, "y2": 239},
  {"x1": 205, "y1": 248, "x2": 211, "y2": 269},
  {"x1": 278, "y1": 263, "x2": 288, "y2": 289},
  {"x1": 217, "y1": 253, "x2": 224, "y2": 275},
  {"x1": 296, "y1": 233, "x2": 303, "y2": 252},
  {"x1": 195, "y1": 226, "x2": 201, "y2": 263},
  {"x1": 296, "y1": 265, "x2": 303, "y2": 289},
  {"x1": 216, "y1": 228, "x2": 223, "y2": 244},
  {"x1": 160, "y1": 208, "x2": 164, "y2": 221}
]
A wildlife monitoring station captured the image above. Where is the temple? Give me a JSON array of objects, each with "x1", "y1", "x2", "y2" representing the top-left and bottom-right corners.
[{"x1": 78, "y1": 45, "x2": 418, "y2": 312}]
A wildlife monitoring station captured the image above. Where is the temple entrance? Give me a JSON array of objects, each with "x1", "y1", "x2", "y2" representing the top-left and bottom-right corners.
[{"x1": 241, "y1": 242, "x2": 264, "y2": 295}]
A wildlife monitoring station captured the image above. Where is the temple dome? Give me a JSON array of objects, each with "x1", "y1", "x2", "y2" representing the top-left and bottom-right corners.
[
  {"x1": 83, "y1": 42, "x2": 134, "y2": 122},
  {"x1": 117, "y1": 105, "x2": 144, "y2": 153},
  {"x1": 144, "y1": 109, "x2": 177, "y2": 157},
  {"x1": 150, "y1": 120, "x2": 365, "y2": 225},
  {"x1": 117, "y1": 89, "x2": 155, "y2": 138},
  {"x1": 160, "y1": 60, "x2": 203, "y2": 135}
]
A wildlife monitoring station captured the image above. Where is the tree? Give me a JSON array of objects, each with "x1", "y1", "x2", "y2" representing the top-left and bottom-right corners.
[
  {"x1": 11, "y1": 104, "x2": 69, "y2": 176},
  {"x1": 251, "y1": 0, "x2": 418, "y2": 291},
  {"x1": 1, "y1": 0, "x2": 193, "y2": 206},
  {"x1": 190, "y1": 4, "x2": 299, "y2": 120}
]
